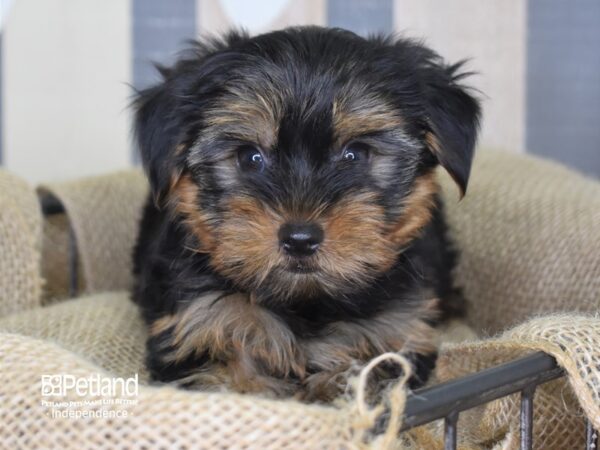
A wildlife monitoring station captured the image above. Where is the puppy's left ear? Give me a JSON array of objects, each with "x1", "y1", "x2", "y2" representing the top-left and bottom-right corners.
[
  {"x1": 133, "y1": 78, "x2": 187, "y2": 207},
  {"x1": 424, "y1": 63, "x2": 481, "y2": 196}
]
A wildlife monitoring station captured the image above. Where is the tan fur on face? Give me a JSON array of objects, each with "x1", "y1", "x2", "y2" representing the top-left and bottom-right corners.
[
  {"x1": 151, "y1": 291, "x2": 439, "y2": 400},
  {"x1": 171, "y1": 171, "x2": 438, "y2": 302},
  {"x1": 169, "y1": 174, "x2": 217, "y2": 252},
  {"x1": 317, "y1": 191, "x2": 397, "y2": 287},
  {"x1": 210, "y1": 195, "x2": 284, "y2": 288},
  {"x1": 425, "y1": 131, "x2": 443, "y2": 160},
  {"x1": 204, "y1": 86, "x2": 284, "y2": 151},
  {"x1": 387, "y1": 172, "x2": 439, "y2": 248},
  {"x1": 209, "y1": 191, "x2": 401, "y2": 298},
  {"x1": 171, "y1": 176, "x2": 437, "y2": 298},
  {"x1": 333, "y1": 91, "x2": 404, "y2": 147}
]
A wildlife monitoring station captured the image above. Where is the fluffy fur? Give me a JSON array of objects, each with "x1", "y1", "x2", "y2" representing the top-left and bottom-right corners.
[{"x1": 132, "y1": 26, "x2": 480, "y2": 401}]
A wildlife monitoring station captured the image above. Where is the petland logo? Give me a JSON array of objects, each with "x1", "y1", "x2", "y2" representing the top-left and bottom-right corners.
[
  {"x1": 40, "y1": 373, "x2": 138, "y2": 419},
  {"x1": 41, "y1": 374, "x2": 138, "y2": 397}
]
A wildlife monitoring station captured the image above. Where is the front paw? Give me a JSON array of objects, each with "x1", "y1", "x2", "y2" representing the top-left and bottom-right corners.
[{"x1": 146, "y1": 292, "x2": 305, "y2": 394}]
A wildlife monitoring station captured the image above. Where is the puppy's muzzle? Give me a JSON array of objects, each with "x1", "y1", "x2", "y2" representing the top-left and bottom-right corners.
[{"x1": 278, "y1": 222, "x2": 323, "y2": 258}]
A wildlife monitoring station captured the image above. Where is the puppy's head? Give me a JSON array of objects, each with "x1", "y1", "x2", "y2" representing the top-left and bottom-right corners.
[{"x1": 134, "y1": 27, "x2": 480, "y2": 301}]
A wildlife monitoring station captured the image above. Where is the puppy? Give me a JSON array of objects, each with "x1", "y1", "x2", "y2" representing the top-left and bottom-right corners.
[{"x1": 132, "y1": 26, "x2": 480, "y2": 402}]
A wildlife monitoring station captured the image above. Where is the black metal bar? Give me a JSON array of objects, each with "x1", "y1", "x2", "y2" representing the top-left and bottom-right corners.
[
  {"x1": 400, "y1": 352, "x2": 564, "y2": 431},
  {"x1": 40, "y1": 193, "x2": 78, "y2": 296},
  {"x1": 68, "y1": 224, "x2": 79, "y2": 297},
  {"x1": 587, "y1": 419, "x2": 598, "y2": 450},
  {"x1": 444, "y1": 411, "x2": 458, "y2": 450},
  {"x1": 520, "y1": 385, "x2": 536, "y2": 450},
  {"x1": 40, "y1": 194, "x2": 65, "y2": 215}
]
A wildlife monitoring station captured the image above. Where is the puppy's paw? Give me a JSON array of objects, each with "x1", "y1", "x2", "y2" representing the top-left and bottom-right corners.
[{"x1": 147, "y1": 291, "x2": 305, "y2": 394}]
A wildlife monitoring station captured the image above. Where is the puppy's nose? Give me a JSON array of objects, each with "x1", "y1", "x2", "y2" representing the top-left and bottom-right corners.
[{"x1": 278, "y1": 223, "x2": 323, "y2": 257}]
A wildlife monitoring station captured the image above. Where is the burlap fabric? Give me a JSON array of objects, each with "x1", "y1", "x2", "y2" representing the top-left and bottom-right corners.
[
  {"x1": 38, "y1": 170, "x2": 148, "y2": 295},
  {"x1": 0, "y1": 169, "x2": 42, "y2": 316},
  {"x1": 438, "y1": 152, "x2": 600, "y2": 334},
  {"x1": 0, "y1": 150, "x2": 598, "y2": 449}
]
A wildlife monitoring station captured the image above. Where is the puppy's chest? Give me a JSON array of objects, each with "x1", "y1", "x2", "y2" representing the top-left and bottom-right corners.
[{"x1": 157, "y1": 289, "x2": 439, "y2": 377}]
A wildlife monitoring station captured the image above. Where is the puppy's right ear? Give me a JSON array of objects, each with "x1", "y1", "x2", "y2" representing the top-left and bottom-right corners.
[
  {"x1": 423, "y1": 61, "x2": 480, "y2": 198},
  {"x1": 134, "y1": 80, "x2": 185, "y2": 206}
]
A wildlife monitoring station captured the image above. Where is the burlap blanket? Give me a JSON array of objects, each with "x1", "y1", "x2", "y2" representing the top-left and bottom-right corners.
[{"x1": 0, "y1": 151, "x2": 598, "y2": 449}]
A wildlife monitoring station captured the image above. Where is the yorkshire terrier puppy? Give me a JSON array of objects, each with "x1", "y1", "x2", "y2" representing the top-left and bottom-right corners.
[{"x1": 132, "y1": 26, "x2": 480, "y2": 401}]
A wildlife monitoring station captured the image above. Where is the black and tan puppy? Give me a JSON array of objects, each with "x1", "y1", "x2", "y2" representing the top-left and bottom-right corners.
[{"x1": 132, "y1": 26, "x2": 480, "y2": 401}]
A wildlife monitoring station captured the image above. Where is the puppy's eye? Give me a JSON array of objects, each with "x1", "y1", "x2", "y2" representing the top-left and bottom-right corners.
[
  {"x1": 237, "y1": 145, "x2": 265, "y2": 172},
  {"x1": 341, "y1": 142, "x2": 370, "y2": 162}
]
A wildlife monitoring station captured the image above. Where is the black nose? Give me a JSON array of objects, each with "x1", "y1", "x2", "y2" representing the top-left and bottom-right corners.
[{"x1": 278, "y1": 223, "x2": 323, "y2": 257}]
